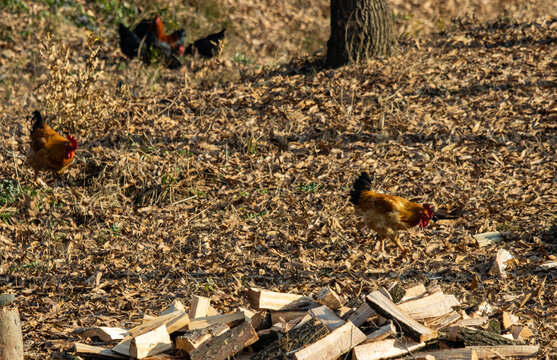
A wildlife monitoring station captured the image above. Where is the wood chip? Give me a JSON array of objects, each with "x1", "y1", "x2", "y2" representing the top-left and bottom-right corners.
[
  {"x1": 492, "y1": 248, "x2": 515, "y2": 278},
  {"x1": 474, "y1": 232, "x2": 502, "y2": 247}
]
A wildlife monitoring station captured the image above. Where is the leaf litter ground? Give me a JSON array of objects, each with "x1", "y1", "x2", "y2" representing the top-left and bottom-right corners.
[{"x1": 0, "y1": 1, "x2": 555, "y2": 358}]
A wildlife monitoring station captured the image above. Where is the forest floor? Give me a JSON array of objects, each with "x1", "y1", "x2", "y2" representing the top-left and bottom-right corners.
[{"x1": 0, "y1": 0, "x2": 555, "y2": 358}]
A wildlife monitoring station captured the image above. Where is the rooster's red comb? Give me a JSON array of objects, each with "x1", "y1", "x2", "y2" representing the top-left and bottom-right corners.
[
  {"x1": 67, "y1": 134, "x2": 78, "y2": 149},
  {"x1": 423, "y1": 203, "x2": 434, "y2": 218}
]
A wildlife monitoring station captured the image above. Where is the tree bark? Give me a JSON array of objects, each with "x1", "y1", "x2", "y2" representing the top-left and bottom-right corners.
[
  {"x1": 252, "y1": 319, "x2": 328, "y2": 360},
  {"x1": 0, "y1": 307, "x2": 24, "y2": 360},
  {"x1": 326, "y1": 0, "x2": 398, "y2": 67}
]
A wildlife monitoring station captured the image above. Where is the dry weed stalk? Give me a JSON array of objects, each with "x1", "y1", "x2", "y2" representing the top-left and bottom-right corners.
[{"x1": 38, "y1": 34, "x2": 124, "y2": 135}]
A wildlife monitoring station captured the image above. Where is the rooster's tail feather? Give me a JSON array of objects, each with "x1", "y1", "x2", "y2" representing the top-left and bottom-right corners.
[
  {"x1": 350, "y1": 172, "x2": 372, "y2": 205},
  {"x1": 31, "y1": 110, "x2": 46, "y2": 134}
]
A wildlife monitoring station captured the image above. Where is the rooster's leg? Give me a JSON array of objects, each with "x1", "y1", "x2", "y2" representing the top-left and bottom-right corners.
[{"x1": 392, "y1": 235, "x2": 407, "y2": 254}]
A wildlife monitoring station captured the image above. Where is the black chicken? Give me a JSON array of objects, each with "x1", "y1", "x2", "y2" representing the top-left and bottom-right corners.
[
  {"x1": 118, "y1": 16, "x2": 185, "y2": 68},
  {"x1": 185, "y1": 29, "x2": 226, "y2": 58}
]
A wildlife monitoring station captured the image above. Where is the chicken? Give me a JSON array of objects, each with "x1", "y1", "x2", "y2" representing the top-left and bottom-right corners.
[
  {"x1": 349, "y1": 172, "x2": 433, "y2": 254},
  {"x1": 118, "y1": 15, "x2": 185, "y2": 68},
  {"x1": 150, "y1": 16, "x2": 185, "y2": 55},
  {"x1": 26, "y1": 110, "x2": 78, "y2": 181},
  {"x1": 118, "y1": 23, "x2": 143, "y2": 58},
  {"x1": 184, "y1": 29, "x2": 226, "y2": 58}
]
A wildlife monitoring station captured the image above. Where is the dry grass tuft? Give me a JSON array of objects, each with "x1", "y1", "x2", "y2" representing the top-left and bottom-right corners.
[{"x1": 37, "y1": 34, "x2": 127, "y2": 135}]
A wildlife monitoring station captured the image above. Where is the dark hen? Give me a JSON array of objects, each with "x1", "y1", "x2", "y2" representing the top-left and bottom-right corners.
[
  {"x1": 185, "y1": 29, "x2": 226, "y2": 58},
  {"x1": 117, "y1": 16, "x2": 185, "y2": 68},
  {"x1": 118, "y1": 23, "x2": 142, "y2": 58}
]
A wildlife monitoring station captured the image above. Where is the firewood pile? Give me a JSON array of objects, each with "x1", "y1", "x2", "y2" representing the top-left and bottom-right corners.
[{"x1": 71, "y1": 283, "x2": 539, "y2": 360}]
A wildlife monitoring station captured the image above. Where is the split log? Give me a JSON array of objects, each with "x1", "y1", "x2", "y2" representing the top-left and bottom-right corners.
[
  {"x1": 366, "y1": 291, "x2": 438, "y2": 342},
  {"x1": 189, "y1": 321, "x2": 258, "y2": 360},
  {"x1": 251, "y1": 331, "x2": 279, "y2": 352},
  {"x1": 129, "y1": 324, "x2": 173, "y2": 359},
  {"x1": 424, "y1": 285, "x2": 442, "y2": 296},
  {"x1": 185, "y1": 311, "x2": 245, "y2": 330},
  {"x1": 388, "y1": 283, "x2": 406, "y2": 303},
  {"x1": 337, "y1": 306, "x2": 355, "y2": 319},
  {"x1": 248, "y1": 288, "x2": 312, "y2": 310},
  {"x1": 176, "y1": 322, "x2": 229, "y2": 353},
  {"x1": 270, "y1": 317, "x2": 303, "y2": 333},
  {"x1": 206, "y1": 305, "x2": 220, "y2": 316},
  {"x1": 352, "y1": 337, "x2": 425, "y2": 360},
  {"x1": 293, "y1": 320, "x2": 366, "y2": 360},
  {"x1": 309, "y1": 305, "x2": 344, "y2": 331},
  {"x1": 409, "y1": 349, "x2": 478, "y2": 360},
  {"x1": 143, "y1": 314, "x2": 157, "y2": 323},
  {"x1": 74, "y1": 326, "x2": 129, "y2": 341},
  {"x1": 189, "y1": 295, "x2": 211, "y2": 319},
  {"x1": 113, "y1": 311, "x2": 184, "y2": 356},
  {"x1": 399, "y1": 284, "x2": 427, "y2": 302},
  {"x1": 316, "y1": 286, "x2": 344, "y2": 310},
  {"x1": 0, "y1": 306, "x2": 23, "y2": 360},
  {"x1": 364, "y1": 321, "x2": 396, "y2": 342},
  {"x1": 159, "y1": 299, "x2": 186, "y2": 315},
  {"x1": 129, "y1": 311, "x2": 184, "y2": 338},
  {"x1": 253, "y1": 318, "x2": 328, "y2": 360},
  {"x1": 465, "y1": 345, "x2": 539, "y2": 358},
  {"x1": 239, "y1": 307, "x2": 265, "y2": 330},
  {"x1": 444, "y1": 326, "x2": 518, "y2": 346},
  {"x1": 501, "y1": 311, "x2": 519, "y2": 330},
  {"x1": 378, "y1": 287, "x2": 393, "y2": 302},
  {"x1": 510, "y1": 325, "x2": 534, "y2": 341},
  {"x1": 270, "y1": 310, "x2": 308, "y2": 325},
  {"x1": 348, "y1": 303, "x2": 376, "y2": 327},
  {"x1": 74, "y1": 343, "x2": 126, "y2": 359},
  {"x1": 398, "y1": 291, "x2": 460, "y2": 321},
  {"x1": 292, "y1": 314, "x2": 314, "y2": 330},
  {"x1": 165, "y1": 312, "x2": 191, "y2": 334},
  {"x1": 425, "y1": 311, "x2": 461, "y2": 330},
  {"x1": 453, "y1": 316, "x2": 489, "y2": 328}
]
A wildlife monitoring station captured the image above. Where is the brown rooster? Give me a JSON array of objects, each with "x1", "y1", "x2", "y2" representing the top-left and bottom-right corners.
[
  {"x1": 26, "y1": 110, "x2": 78, "y2": 182},
  {"x1": 350, "y1": 172, "x2": 433, "y2": 254}
]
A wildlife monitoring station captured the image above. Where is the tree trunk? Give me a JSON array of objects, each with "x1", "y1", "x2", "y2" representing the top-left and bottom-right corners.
[
  {"x1": 0, "y1": 307, "x2": 24, "y2": 360},
  {"x1": 326, "y1": 0, "x2": 398, "y2": 68}
]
